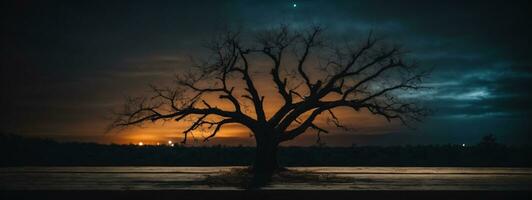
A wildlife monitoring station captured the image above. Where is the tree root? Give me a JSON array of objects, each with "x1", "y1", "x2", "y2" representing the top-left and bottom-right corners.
[{"x1": 202, "y1": 166, "x2": 352, "y2": 189}]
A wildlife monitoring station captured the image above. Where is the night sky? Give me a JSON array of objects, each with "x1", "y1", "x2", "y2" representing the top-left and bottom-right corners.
[{"x1": 2, "y1": 0, "x2": 531, "y2": 146}]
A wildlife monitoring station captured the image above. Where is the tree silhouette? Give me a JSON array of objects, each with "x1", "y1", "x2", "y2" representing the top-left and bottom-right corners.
[{"x1": 111, "y1": 25, "x2": 428, "y2": 177}]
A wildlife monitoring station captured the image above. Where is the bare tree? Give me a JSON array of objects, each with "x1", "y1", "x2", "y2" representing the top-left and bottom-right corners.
[{"x1": 111, "y1": 25, "x2": 428, "y2": 176}]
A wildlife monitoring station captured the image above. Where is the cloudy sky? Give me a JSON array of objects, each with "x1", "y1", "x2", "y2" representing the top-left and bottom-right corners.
[{"x1": 2, "y1": 0, "x2": 531, "y2": 146}]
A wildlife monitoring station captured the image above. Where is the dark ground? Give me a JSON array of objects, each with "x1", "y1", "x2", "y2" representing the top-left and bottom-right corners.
[
  {"x1": 2, "y1": 133, "x2": 532, "y2": 199},
  {"x1": 2, "y1": 134, "x2": 531, "y2": 167},
  {"x1": 2, "y1": 190, "x2": 531, "y2": 200}
]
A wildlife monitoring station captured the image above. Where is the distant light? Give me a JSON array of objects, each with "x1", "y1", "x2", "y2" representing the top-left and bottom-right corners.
[
  {"x1": 168, "y1": 140, "x2": 172, "y2": 144},
  {"x1": 293, "y1": 3, "x2": 297, "y2": 8},
  {"x1": 138, "y1": 142, "x2": 144, "y2": 146},
  {"x1": 156, "y1": 142, "x2": 160, "y2": 146},
  {"x1": 170, "y1": 144, "x2": 175, "y2": 147},
  {"x1": 462, "y1": 144, "x2": 466, "y2": 147}
]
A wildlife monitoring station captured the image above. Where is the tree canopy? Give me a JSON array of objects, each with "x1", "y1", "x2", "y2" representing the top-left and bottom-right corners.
[{"x1": 111, "y1": 25, "x2": 429, "y2": 145}]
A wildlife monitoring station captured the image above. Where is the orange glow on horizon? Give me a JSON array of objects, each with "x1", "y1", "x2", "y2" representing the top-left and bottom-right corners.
[
  {"x1": 104, "y1": 59, "x2": 407, "y2": 146},
  {"x1": 107, "y1": 107, "x2": 401, "y2": 145}
]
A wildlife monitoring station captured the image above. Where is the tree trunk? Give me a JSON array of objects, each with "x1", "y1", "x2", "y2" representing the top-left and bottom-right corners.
[
  {"x1": 254, "y1": 139, "x2": 279, "y2": 174},
  {"x1": 251, "y1": 129, "x2": 280, "y2": 183},
  {"x1": 251, "y1": 136, "x2": 279, "y2": 186}
]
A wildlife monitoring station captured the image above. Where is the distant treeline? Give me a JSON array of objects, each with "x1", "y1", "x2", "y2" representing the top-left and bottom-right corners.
[{"x1": 1, "y1": 134, "x2": 531, "y2": 167}]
